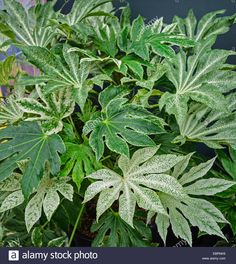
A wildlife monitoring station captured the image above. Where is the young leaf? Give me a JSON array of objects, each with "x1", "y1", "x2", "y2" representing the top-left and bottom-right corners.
[
  {"x1": 60, "y1": 142, "x2": 101, "y2": 190},
  {"x1": 18, "y1": 88, "x2": 75, "y2": 134},
  {"x1": 31, "y1": 227, "x2": 43, "y2": 247}
]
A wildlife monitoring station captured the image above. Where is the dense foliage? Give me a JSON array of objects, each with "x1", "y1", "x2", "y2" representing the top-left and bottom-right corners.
[{"x1": 0, "y1": 0, "x2": 236, "y2": 247}]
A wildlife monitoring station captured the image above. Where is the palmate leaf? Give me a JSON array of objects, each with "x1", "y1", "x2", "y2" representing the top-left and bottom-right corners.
[
  {"x1": 160, "y1": 37, "x2": 236, "y2": 126},
  {"x1": 91, "y1": 211, "x2": 152, "y2": 247},
  {"x1": 174, "y1": 9, "x2": 236, "y2": 41},
  {"x1": 83, "y1": 87, "x2": 165, "y2": 160},
  {"x1": 152, "y1": 155, "x2": 235, "y2": 246},
  {"x1": 126, "y1": 16, "x2": 195, "y2": 61},
  {"x1": 58, "y1": 0, "x2": 112, "y2": 26},
  {"x1": 93, "y1": 13, "x2": 194, "y2": 61},
  {"x1": 0, "y1": 172, "x2": 73, "y2": 232},
  {"x1": 0, "y1": 122, "x2": 65, "y2": 197},
  {"x1": 17, "y1": 44, "x2": 92, "y2": 110},
  {"x1": 25, "y1": 175, "x2": 73, "y2": 232},
  {"x1": 1, "y1": 0, "x2": 57, "y2": 46},
  {"x1": 18, "y1": 87, "x2": 75, "y2": 135},
  {"x1": 83, "y1": 146, "x2": 186, "y2": 226},
  {"x1": 0, "y1": 95, "x2": 24, "y2": 126},
  {"x1": 173, "y1": 95, "x2": 236, "y2": 150},
  {"x1": 60, "y1": 141, "x2": 101, "y2": 190}
]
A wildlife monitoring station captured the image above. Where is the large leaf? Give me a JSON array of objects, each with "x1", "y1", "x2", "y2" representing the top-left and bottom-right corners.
[
  {"x1": 17, "y1": 44, "x2": 92, "y2": 110},
  {"x1": 0, "y1": 122, "x2": 65, "y2": 197},
  {"x1": 83, "y1": 89, "x2": 165, "y2": 160},
  {"x1": 160, "y1": 38, "x2": 236, "y2": 126},
  {"x1": 152, "y1": 154, "x2": 235, "y2": 246},
  {"x1": 174, "y1": 9, "x2": 236, "y2": 41},
  {"x1": 83, "y1": 146, "x2": 186, "y2": 226},
  {"x1": 18, "y1": 87, "x2": 75, "y2": 134},
  {"x1": 173, "y1": 95, "x2": 236, "y2": 150},
  {"x1": 2, "y1": 0, "x2": 57, "y2": 46}
]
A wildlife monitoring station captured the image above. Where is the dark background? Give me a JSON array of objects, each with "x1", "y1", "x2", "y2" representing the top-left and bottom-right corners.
[{"x1": 56, "y1": 0, "x2": 236, "y2": 56}]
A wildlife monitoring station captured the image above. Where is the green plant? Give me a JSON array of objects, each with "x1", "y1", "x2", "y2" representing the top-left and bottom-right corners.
[{"x1": 0, "y1": 0, "x2": 236, "y2": 247}]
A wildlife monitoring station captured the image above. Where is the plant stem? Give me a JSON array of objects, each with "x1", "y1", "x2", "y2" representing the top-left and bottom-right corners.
[
  {"x1": 42, "y1": 221, "x2": 49, "y2": 229},
  {"x1": 68, "y1": 204, "x2": 85, "y2": 246}
]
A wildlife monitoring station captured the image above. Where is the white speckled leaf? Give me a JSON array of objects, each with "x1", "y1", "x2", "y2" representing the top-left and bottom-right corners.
[
  {"x1": 117, "y1": 155, "x2": 130, "y2": 175},
  {"x1": 56, "y1": 182, "x2": 74, "y2": 202},
  {"x1": 130, "y1": 184, "x2": 167, "y2": 215},
  {"x1": 131, "y1": 173, "x2": 186, "y2": 198},
  {"x1": 25, "y1": 192, "x2": 44, "y2": 232},
  {"x1": 119, "y1": 183, "x2": 136, "y2": 226},
  {"x1": 172, "y1": 152, "x2": 194, "y2": 179},
  {"x1": 156, "y1": 214, "x2": 170, "y2": 245},
  {"x1": 0, "y1": 190, "x2": 24, "y2": 212},
  {"x1": 187, "y1": 198, "x2": 227, "y2": 223},
  {"x1": 83, "y1": 179, "x2": 121, "y2": 203},
  {"x1": 128, "y1": 146, "x2": 160, "y2": 171},
  {"x1": 130, "y1": 154, "x2": 185, "y2": 176},
  {"x1": 179, "y1": 199, "x2": 226, "y2": 240},
  {"x1": 179, "y1": 157, "x2": 216, "y2": 185},
  {"x1": 86, "y1": 169, "x2": 121, "y2": 181},
  {"x1": 169, "y1": 208, "x2": 192, "y2": 246},
  {"x1": 184, "y1": 178, "x2": 235, "y2": 195},
  {"x1": 43, "y1": 189, "x2": 60, "y2": 221},
  {"x1": 84, "y1": 149, "x2": 188, "y2": 226},
  {"x1": 96, "y1": 183, "x2": 122, "y2": 221}
]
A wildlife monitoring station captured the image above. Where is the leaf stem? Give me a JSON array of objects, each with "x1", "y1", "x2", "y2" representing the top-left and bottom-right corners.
[{"x1": 68, "y1": 204, "x2": 85, "y2": 246}]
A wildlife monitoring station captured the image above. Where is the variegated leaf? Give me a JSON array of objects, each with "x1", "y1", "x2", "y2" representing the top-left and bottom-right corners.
[
  {"x1": 18, "y1": 88, "x2": 75, "y2": 135},
  {"x1": 0, "y1": 190, "x2": 24, "y2": 212},
  {"x1": 83, "y1": 147, "x2": 188, "y2": 225},
  {"x1": 153, "y1": 155, "x2": 231, "y2": 245}
]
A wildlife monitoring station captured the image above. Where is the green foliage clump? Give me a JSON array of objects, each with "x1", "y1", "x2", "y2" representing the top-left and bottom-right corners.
[{"x1": 0, "y1": 0, "x2": 236, "y2": 247}]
